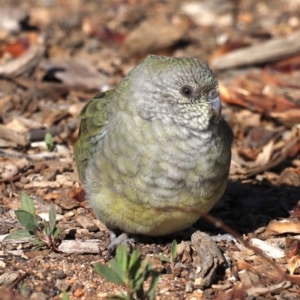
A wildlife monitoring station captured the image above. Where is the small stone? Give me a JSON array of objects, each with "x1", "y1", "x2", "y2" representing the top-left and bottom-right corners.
[
  {"x1": 64, "y1": 211, "x2": 75, "y2": 219},
  {"x1": 194, "y1": 277, "x2": 202, "y2": 285},
  {"x1": 185, "y1": 282, "x2": 194, "y2": 293},
  {"x1": 55, "y1": 280, "x2": 71, "y2": 292},
  {"x1": 0, "y1": 260, "x2": 6, "y2": 269},
  {"x1": 77, "y1": 207, "x2": 86, "y2": 215},
  {"x1": 29, "y1": 292, "x2": 47, "y2": 300},
  {"x1": 97, "y1": 292, "x2": 108, "y2": 298},
  {"x1": 93, "y1": 231, "x2": 104, "y2": 239},
  {"x1": 159, "y1": 287, "x2": 169, "y2": 294},
  {"x1": 54, "y1": 271, "x2": 67, "y2": 280},
  {"x1": 76, "y1": 215, "x2": 98, "y2": 232}
]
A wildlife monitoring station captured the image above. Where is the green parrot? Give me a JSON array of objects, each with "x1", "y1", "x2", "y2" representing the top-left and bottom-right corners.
[{"x1": 74, "y1": 55, "x2": 233, "y2": 249}]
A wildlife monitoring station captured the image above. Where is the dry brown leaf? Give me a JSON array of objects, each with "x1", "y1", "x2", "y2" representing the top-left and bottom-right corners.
[{"x1": 267, "y1": 219, "x2": 300, "y2": 234}]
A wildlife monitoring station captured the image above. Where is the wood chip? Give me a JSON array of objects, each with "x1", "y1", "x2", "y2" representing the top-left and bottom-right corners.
[
  {"x1": 212, "y1": 31, "x2": 300, "y2": 70},
  {"x1": 0, "y1": 44, "x2": 45, "y2": 77},
  {"x1": 0, "y1": 124, "x2": 29, "y2": 146},
  {"x1": 246, "y1": 281, "x2": 291, "y2": 296},
  {"x1": 76, "y1": 215, "x2": 99, "y2": 232},
  {"x1": 58, "y1": 240, "x2": 100, "y2": 254},
  {"x1": 250, "y1": 238, "x2": 285, "y2": 259},
  {"x1": 191, "y1": 231, "x2": 225, "y2": 289}
]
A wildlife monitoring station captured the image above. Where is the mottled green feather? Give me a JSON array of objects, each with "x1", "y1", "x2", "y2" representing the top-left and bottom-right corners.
[{"x1": 74, "y1": 90, "x2": 114, "y2": 182}]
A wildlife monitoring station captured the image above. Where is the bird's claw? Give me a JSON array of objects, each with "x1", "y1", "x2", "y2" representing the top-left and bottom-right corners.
[{"x1": 107, "y1": 231, "x2": 135, "y2": 257}]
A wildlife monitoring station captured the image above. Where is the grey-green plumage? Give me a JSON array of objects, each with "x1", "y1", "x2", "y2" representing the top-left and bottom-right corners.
[{"x1": 74, "y1": 55, "x2": 233, "y2": 237}]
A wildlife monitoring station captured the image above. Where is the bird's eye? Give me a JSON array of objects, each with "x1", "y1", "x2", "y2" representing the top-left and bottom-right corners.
[
  {"x1": 208, "y1": 90, "x2": 218, "y2": 100},
  {"x1": 180, "y1": 85, "x2": 194, "y2": 98}
]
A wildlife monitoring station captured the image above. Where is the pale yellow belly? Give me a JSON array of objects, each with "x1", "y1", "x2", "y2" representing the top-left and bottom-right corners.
[{"x1": 89, "y1": 180, "x2": 226, "y2": 236}]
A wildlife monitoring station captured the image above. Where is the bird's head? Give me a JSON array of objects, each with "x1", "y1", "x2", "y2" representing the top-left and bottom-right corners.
[{"x1": 117, "y1": 55, "x2": 222, "y2": 131}]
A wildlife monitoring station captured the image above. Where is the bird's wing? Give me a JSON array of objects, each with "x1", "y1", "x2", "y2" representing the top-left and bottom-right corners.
[{"x1": 74, "y1": 90, "x2": 113, "y2": 183}]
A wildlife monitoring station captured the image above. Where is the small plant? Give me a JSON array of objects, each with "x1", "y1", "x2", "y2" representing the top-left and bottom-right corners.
[
  {"x1": 4, "y1": 193, "x2": 61, "y2": 251},
  {"x1": 156, "y1": 240, "x2": 178, "y2": 268},
  {"x1": 62, "y1": 290, "x2": 70, "y2": 300},
  {"x1": 94, "y1": 244, "x2": 160, "y2": 300},
  {"x1": 20, "y1": 284, "x2": 29, "y2": 297},
  {"x1": 45, "y1": 132, "x2": 54, "y2": 151}
]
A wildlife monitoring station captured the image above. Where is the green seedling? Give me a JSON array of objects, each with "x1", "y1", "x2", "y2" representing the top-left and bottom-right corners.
[
  {"x1": 94, "y1": 244, "x2": 160, "y2": 300},
  {"x1": 4, "y1": 193, "x2": 61, "y2": 251},
  {"x1": 62, "y1": 290, "x2": 70, "y2": 300},
  {"x1": 156, "y1": 240, "x2": 178, "y2": 268},
  {"x1": 45, "y1": 132, "x2": 54, "y2": 151}
]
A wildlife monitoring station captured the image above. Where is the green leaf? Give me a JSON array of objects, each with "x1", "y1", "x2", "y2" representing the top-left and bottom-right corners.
[
  {"x1": 128, "y1": 248, "x2": 142, "y2": 276},
  {"x1": 45, "y1": 132, "x2": 54, "y2": 151},
  {"x1": 115, "y1": 244, "x2": 128, "y2": 272},
  {"x1": 93, "y1": 263, "x2": 124, "y2": 285},
  {"x1": 109, "y1": 258, "x2": 126, "y2": 284},
  {"x1": 20, "y1": 285, "x2": 28, "y2": 296},
  {"x1": 155, "y1": 254, "x2": 170, "y2": 263},
  {"x1": 132, "y1": 270, "x2": 145, "y2": 293},
  {"x1": 132, "y1": 260, "x2": 151, "y2": 291},
  {"x1": 62, "y1": 291, "x2": 69, "y2": 300},
  {"x1": 15, "y1": 210, "x2": 39, "y2": 232},
  {"x1": 142, "y1": 261, "x2": 153, "y2": 280},
  {"x1": 171, "y1": 240, "x2": 177, "y2": 261},
  {"x1": 53, "y1": 226, "x2": 61, "y2": 238},
  {"x1": 20, "y1": 193, "x2": 36, "y2": 216},
  {"x1": 49, "y1": 203, "x2": 56, "y2": 233},
  {"x1": 31, "y1": 238, "x2": 44, "y2": 245},
  {"x1": 147, "y1": 271, "x2": 160, "y2": 300},
  {"x1": 4, "y1": 229, "x2": 33, "y2": 240},
  {"x1": 44, "y1": 225, "x2": 51, "y2": 236}
]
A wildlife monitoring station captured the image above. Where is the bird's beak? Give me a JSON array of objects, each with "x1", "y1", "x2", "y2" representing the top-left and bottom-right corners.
[{"x1": 211, "y1": 96, "x2": 222, "y2": 116}]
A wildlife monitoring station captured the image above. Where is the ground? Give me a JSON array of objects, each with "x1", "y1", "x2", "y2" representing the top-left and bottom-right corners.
[{"x1": 1, "y1": 0, "x2": 300, "y2": 299}]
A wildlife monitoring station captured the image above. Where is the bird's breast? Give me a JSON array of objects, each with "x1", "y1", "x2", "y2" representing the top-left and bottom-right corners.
[{"x1": 86, "y1": 116, "x2": 231, "y2": 235}]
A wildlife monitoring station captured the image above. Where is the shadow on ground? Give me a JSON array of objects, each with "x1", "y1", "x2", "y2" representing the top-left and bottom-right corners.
[{"x1": 197, "y1": 180, "x2": 300, "y2": 235}]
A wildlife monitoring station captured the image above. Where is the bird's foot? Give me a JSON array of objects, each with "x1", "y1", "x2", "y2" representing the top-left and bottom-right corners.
[
  {"x1": 107, "y1": 230, "x2": 135, "y2": 256},
  {"x1": 211, "y1": 233, "x2": 237, "y2": 243}
]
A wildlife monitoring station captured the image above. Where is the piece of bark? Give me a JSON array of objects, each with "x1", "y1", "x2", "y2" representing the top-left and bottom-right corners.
[
  {"x1": 76, "y1": 216, "x2": 98, "y2": 232},
  {"x1": 0, "y1": 44, "x2": 45, "y2": 77},
  {"x1": 246, "y1": 281, "x2": 291, "y2": 297},
  {"x1": 211, "y1": 31, "x2": 300, "y2": 70},
  {"x1": 56, "y1": 196, "x2": 80, "y2": 210},
  {"x1": 123, "y1": 15, "x2": 191, "y2": 56},
  {"x1": 238, "y1": 270, "x2": 261, "y2": 288},
  {"x1": 250, "y1": 238, "x2": 285, "y2": 259},
  {"x1": 13, "y1": 77, "x2": 72, "y2": 101},
  {"x1": 39, "y1": 58, "x2": 109, "y2": 90},
  {"x1": 191, "y1": 231, "x2": 225, "y2": 289},
  {"x1": 0, "y1": 138, "x2": 18, "y2": 148},
  {"x1": 0, "y1": 120, "x2": 79, "y2": 148},
  {"x1": 0, "y1": 271, "x2": 22, "y2": 289},
  {"x1": 0, "y1": 125, "x2": 29, "y2": 146},
  {"x1": 0, "y1": 157, "x2": 29, "y2": 180}
]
